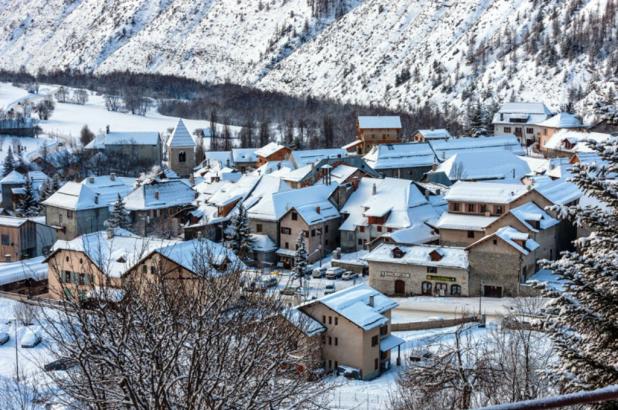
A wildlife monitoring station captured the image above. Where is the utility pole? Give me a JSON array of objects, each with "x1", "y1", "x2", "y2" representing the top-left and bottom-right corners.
[
  {"x1": 478, "y1": 281, "x2": 483, "y2": 319},
  {"x1": 14, "y1": 319, "x2": 19, "y2": 382}
]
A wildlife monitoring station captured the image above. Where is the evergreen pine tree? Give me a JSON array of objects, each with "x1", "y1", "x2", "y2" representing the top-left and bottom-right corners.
[
  {"x1": 293, "y1": 232, "x2": 308, "y2": 278},
  {"x1": 466, "y1": 101, "x2": 487, "y2": 137},
  {"x1": 540, "y1": 139, "x2": 618, "y2": 404},
  {"x1": 225, "y1": 204, "x2": 253, "y2": 260},
  {"x1": 3, "y1": 147, "x2": 15, "y2": 177},
  {"x1": 16, "y1": 177, "x2": 40, "y2": 217},
  {"x1": 105, "y1": 194, "x2": 131, "y2": 230}
]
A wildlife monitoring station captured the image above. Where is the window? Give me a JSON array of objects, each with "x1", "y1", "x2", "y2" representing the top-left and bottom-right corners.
[
  {"x1": 504, "y1": 127, "x2": 512, "y2": 133},
  {"x1": 467, "y1": 203, "x2": 475, "y2": 212},
  {"x1": 479, "y1": 204, "x2": 487, "y2": 213},
  {"x1": 371, "y1": 335, "x2": 379, "y2": 347},
  {"x1": 387, "y1": 228, "x2": 393, "y2": 233},
  {"x1": 325, "y1": 239, "x2": 329, "y2": 246},
  {"x1": 67, "y1": 210, "x2": 73, "y2": 219},
  {"x1": 322, "y1": 315, "x2": 326, "y2": 323},
  {"x1": 359, "y1": 226, "x2": 365, "y2": 233},
  {"x1": 380, "y1": 325, "x2": 388, "y2": 336},
  {"x1": 79, "y1": 273, "x2": 86, "y2": 285},
  {"x1": 451, "y1": 284, "x2": 462, "y2": 296},
  {"x1": 526, "y1": 128, "x2": 534, "y2": 134},
  {"x1": 421, "y1": 281, "x2": 432, "y2": 295},
  {"x1": 256, "y1": 224, "x2": 263, "y2": 233},
  {"x1": 64, "y1": 271, "x2": 72, "y2": 283},
  {"x1": 374, "y1": 358, "x2": 379, "y2": 370},
  {"x1": 65, "y1": 256, "x2": 69, "y2": 262},
  {"x1": 493, "y1": 239, "x2": 498, "y2": 245},
  {"x1": 325, "y1": 225, "x2": 329, "y2": 233},
  {"x1": 291, "y1": 212, "x2": 298, "y2": 221},
  {"x1": 427, "y1": 266, "x2": 437, "y2": 274},
  {"x1": 178, "y1": 151, "x2": 186, "y2": 163},
  {"x1": 467, "y1": 231, "x2": 475, "y2": 239},
  {"x1": 495, "y1": 206, "x2": 504, "y2": 215},
  {"x1": 452, "y1": 203, "x2": 460, "y2": 212},
  {"x1": 142, "y1": 265, "x2": 147, "y2": 274},
  {"x1": 1, "y1": 234, "x2": 9, "y2": 245},
  {"x1": 335, "y1": 337, "x2": 338, "y2": 346},
  {"x1": 304, "y1": 231, "x2": 309, "y2": 238},
  {"x1": 328, "y1": 360, "x2": 332, "y2": 369},
  {"x1": 377, "y1": 226, "x2": 382, "y2": 232},
  {"x1": 311, "y1": 229, "x2": 316, "y2": 237},
  {"x1": 321, "y1": 335, "x2": 326, "y2": 344},
  {"x1": 280, "y1": 227, "x2": 291, "y2": 235},
  {"x1": 335, "y1": 317, "x2": 338, "y2": 326},
  {"x1": 328, "y1": 336, "x2": 332, "y2": 345},
  {"x1": 285, "y1": 242, "x2": 289, "y2": 249},
  {"x1": 329, "y1": 316, "x2": 332, "y2": 324},
  {"x1": 357, "y1": 239, "x2": 363, "y2": 245},
  {"x1": 150, "y1": 265, "x2": 156, "y2": 274}
]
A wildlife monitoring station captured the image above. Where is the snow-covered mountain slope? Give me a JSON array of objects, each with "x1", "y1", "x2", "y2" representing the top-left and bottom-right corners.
[{"x1": 0, "y1": 0, "x2": 615, "y2": 113}]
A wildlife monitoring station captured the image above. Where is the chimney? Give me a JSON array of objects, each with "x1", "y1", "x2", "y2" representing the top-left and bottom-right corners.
[
  {"x1": 88, "y1": 176, "x2": 95, "y2": 184},
  {"x1": 106, "y1": 125, "x2": 110, "y2": 134},
  {"x1": 316, "y1": 206, "x2": 321, "y2": 214},
  {"x1": 110, "y1": 172, "x2": 116, "y2": 181},
  {"x1": 106, "y1": 228, "x2": 114, "y2": 239},
  {"x1": 155, "y1": 191, "x2": 160, "y2": 200},
  {"x1": 372, "y1": 183, "x2": 377, "y2": 195},
  {"x1": 368, "y1": 295, "x2": 375, "y2": 307},
  {"x1": 94, "y1": 193, "x2": 99, "y2": 205}
]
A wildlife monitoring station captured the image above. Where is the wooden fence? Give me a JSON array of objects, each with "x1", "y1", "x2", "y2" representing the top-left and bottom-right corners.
[{"x1": 392, "y1": 315, "x2": 482, "y2": 331}]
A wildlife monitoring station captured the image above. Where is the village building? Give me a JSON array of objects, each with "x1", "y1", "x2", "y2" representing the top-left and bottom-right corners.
[
  {"x1": 255, "y1": 143, "x2": 292, "y2": 167},
  {"x1": 339, "y1": 177, "x2": 438, "y2": 252},
  {"x1": 366, "y1": 244, "x2": 469, "y2": 297},
  {"x1": 202, "y1": 151, "x2": 233, "y2": 169},
  {"x1": 536, "y1": 113, "x2": 585, "y2": 152},
  {"x1": 363, "y1": 135, "x2": 524, "y2": 181},
  {"x1": 123, "y1": 179, "x2": 196, "y2": 237},
  {"x1": 0, "y1": 256, "x2": 48, "y2": 294},
  {"x1": 46, "y1": 228, "x2": 240, "y2": 300},
  {"x1": 290, "y1": 148, "x2": 348, "y2": 168},
  {"x1": 492, "y1": 102, "x2": 553, "y2": 145},
  {"x1": 542, "y1": 130, "x2": 612, "y2": 157},
  {"x1": 231, "y1": 148, "x2": 258, "y2": 172},
  {"x1": 296, "y1": 284, "x2": 403, "y2": 380},
  {"x1": 282, "y1": 156, "x2": 380, "y2": 189},
  {"x1": 0, "y1": 216, "x2": 56, "y2": 261},
  {"x1": 85, "y1": 128, "x2": 162, "y2": 170},
  {"x1": 0, "y1": 170, "x2": 49, "y2": 210},
  {"x1": 589, "y1": 116, "x2": 618, "y2": 135},
  {"x1": 42, "y1": 175, "x2": 135, "y2": 240},
  {"x1": 412, "y1": 129, "x2": 452, "y2": 142},
  {"x1": 166, "y1": 119, "x2": 196, "y2": 177},
  {"x1": 344, "y1": 116, "x2": 403, "y2": 155},
  {"x1": 247, "y1": 184, "x2": 339, "y2": 266}
]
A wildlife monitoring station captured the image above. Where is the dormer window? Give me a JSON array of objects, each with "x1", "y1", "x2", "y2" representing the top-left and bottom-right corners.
[
  {"x1": 391, "y1": 247, "x2": 405, "y2": 259},
  {"x1": 291, "y1": 211, "x2": 298, "y2": 221}
]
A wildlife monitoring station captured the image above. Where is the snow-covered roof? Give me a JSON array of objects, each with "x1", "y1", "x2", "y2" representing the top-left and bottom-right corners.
[
  {"x1": 330, "y1": 164, "x2": 359, "y2": 185},
  {"x1": 248, "y1": 184, "x2": 337, "y2": 222},
  {"x1": 0, "y1": 170, "x2": 25, "y2": 184},
  {"x1": 340, "y1": 177, "x2": 437, "y2": 231},
  {"x1": 154, "y1": 239, "x2": 243, "y2": 276},
  {"x1": 538, "y1": 113, "x2": 582, "y2": 129},
  {"x1": 416, "y1": 129, "x2": 452, "y2": 139},
  {"x1": 250, "y1": 234, "x2": 277, "y2": 252},
  {"x1": 0, "y1": 215, "x2": 31, "y2": 227},
  {"x1": 282, "y1": 164, "x2": 314, "y2": 183},
  {"x1": 231, "y1": 148, "x2": 258, "y2": 164},
  {"x1": 50, "y1": 228, "x2": 176, "y2": 278},
  {"x1": 204, "y1": 151, "x2": 233, "y2": 167},
  {"x1": 291, "y1": 148, "x2": 347, "y2": 168},
  {"x1": 86, "y1": 131, "x2": 160, "y2": 149},
  {"x1": 488, "y1": 226, "x2": 540, "y2": 255},
  {"x1": 309, "y1": 283, "x2": 398, "y2": 331},
  {"x1": 363, "y1": 243, "x2": 469, "y2": 269},
  {"x1": 255, "y1": 142, "x2": 287, "y2": 158},
  {"x1": 533, "y1": 179, "x2": 582, "y2": 205},
  {"x1": 364, "y1": 136, "x2": 524, "y2": 170},
  {"x1": 124, "y1": 179, "x2": 195, "y2": 211},
  {"x1": 544, "y1": 130, "x2": 612, "y2": 152},
  {"x1": 166, "y1": 119, "x2": 195, "y2": 148},
  {"x1": 385, "y1": 223, "x2": 438, "y2": 245},
  {"x1": 43, "y1": 176, "x2": 134, "y2": 211},
  {"x1": 254, "y1": 160, "x2": 294, "y2": 176},
  {"x1": 433, "y1": 151, "x2": 532, "y2": 182},
  {"x1": 292, "y1": 199, "x2": 339, "y2": 225},
  {"x1": 445, "y1": 181, "x2": 530, "y2": 204},
  {"x1": 358, "y1": 116, "x2": 402, "y2": 129},
  {"x1": 0, "y1": 256, "x2": 47, "y2": 286},
  {"x1": 284, "y1": 308, "x2": 326, "y2": 337},
  {"x1": 508, "y1": 202, "x2": 558, "y2": 232},
  {"x1": 492, "y1": 102, "x2": 552, "y2": 125},
  {"x1": 434, "y1": 212, "x2": 498, "y2": 231}
]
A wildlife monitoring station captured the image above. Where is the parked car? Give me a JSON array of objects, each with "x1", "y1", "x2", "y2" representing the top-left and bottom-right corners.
[
  {"x1": 341, "y1": 271, "x2": 359, "y2": 281},
  {"x1": 279, "y1": 286, "x2": 299, "y2": 296},
  {"x1": 312, "y1": 267, "x2": 327, "y2": 278},
  {"x1": 21, "y1": 329, "x2": 41, "y2": 348},
  {"x1": 325, "y1": 267, "x2": 345, "y2": 279},
  {"x1": 0, "y1": 331, "x2": 8, "y2": 345},
  {"x1": 257, "y1": 275, "x2": 278, "y2": 290},
  {"x1": 44, "y1": 357, "x2": 77, "y2": 372},
  {"x1": 324, "y1": 283, "x2": 336, "y2": 295}
]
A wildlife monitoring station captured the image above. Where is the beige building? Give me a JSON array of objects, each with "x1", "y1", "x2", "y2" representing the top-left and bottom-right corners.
[
  {"x1": 491, "y1": 102, "x2": 552, "y2": 145},
  {"x1": 412, "y1": 129, "x2": 451, "y2": 142},
  {"x1": 365, "y1": 244, "x2": 469, "y2": 297},
  {"x1": 166, "y1": 119, "x2": 196, "y2": 177},
  {"x1": 345, "y1": 116, "x2": 402, "y2": 155},
  {"x1": 297, "y1": 284, "x2": 403, "y2": 380},
  {"x1": 536, "y1": 113, "x2": 585, "y2": 154}
]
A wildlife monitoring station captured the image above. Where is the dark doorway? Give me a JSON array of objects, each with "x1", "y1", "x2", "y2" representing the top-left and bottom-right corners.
[
  {"x1": 483, "y1": 285, "x2": 503, "y2": 298},
  {"x1": 394, "y1": 280, "x2": 405, "y2": 295}
]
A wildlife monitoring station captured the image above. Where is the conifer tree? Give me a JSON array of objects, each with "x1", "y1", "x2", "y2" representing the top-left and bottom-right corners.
[
  {"x1": 16, "y1": 177, "x2": 40, "y2": 217},
  {"x1": 541, "y1": 139, "x2": 618, "y2": 405},
  {"x1": 293, "y1": 232, "x2": 308, "y2": 278},
  {"x1": 466, "y1": 101, "x2": 487, "y2": 137},
  {"x1": 225, "y1": 204, "x2": 253, "y2": 260},
  {"x1": 105, "y1": 194, "x2": 131, "y2": 230},
  {"x1": 3, "y1": 147, "x2": 15, "y2": 177}
]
